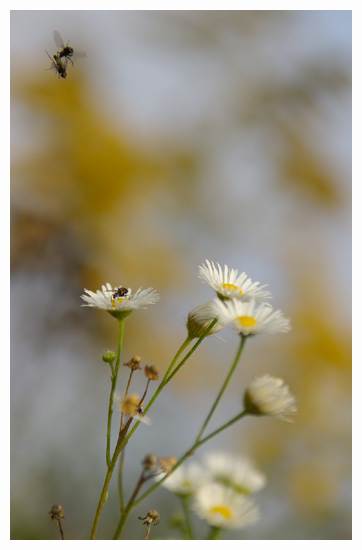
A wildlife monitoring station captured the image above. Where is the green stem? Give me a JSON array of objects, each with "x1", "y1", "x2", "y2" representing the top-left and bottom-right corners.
[
  {"x1": 118, "y1": 449, "x2": 126, "y2": 512},
  {"x1": 112, "y1": 473, "x2": 146, "y2": 540},
  {"x1": 180, "y1": 495, "x2": 194, "y2": 539},
  {"x1": 90, "y1": 318, "x2": 126, "y2": 540},
  {"x1": 195, "y1": 334, "x2": 246, "y2": 444},
  {"x1": 113, "y1": 409, "x2": 248, "y2": 538},
  {"x1": 111, "y1": 320, "x2": 218, "y2": 540},
  {"x1": 89, "y1": 417, "x2": 132, "y2": 539},
  {"x1": 106, "y1": 318, "x2": 125, "y2": 467},
  {"x1": 121, "y1": 320, "x2": 217, "y2": 446},
  {"x1": 120, "y1": 369, "x2": 134, "y2": 430},
  {"x1": 208, "y1": 526, "x2": 223, "y2": 539}
]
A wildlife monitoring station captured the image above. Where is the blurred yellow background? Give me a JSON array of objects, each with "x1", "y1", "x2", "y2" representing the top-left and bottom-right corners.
[{"x1": 10, "y1": 10, "x2": 351, "y2": 540}]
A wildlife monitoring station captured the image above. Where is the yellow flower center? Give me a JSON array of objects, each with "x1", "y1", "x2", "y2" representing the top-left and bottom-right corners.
[
  {"x1": 222, "y1": 283, "x2": 243, "y2": 296},
  {"x1": 111, "y1": 297, "x2": 129, "y2": 308},
  {"x1": 210, "y1": 505, "x2": 233, "y2": 519},
  {"x1": 237, "y1": 316, "x2": 257, "y2": 327}
]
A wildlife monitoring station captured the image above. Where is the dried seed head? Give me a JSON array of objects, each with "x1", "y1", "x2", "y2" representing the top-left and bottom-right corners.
[
  {"x1": 144, "y1": 364, "x2": 159, "y2": 381},
  {"x1": 138, "y1": 509, "x2": 160, "y2": 526},
  {"x1": 49, "y1": 504, "x2": 65, "y2": 521},
  {"x1": 159, "y1": 456, "x2": 177, "y2": 474},
  {"x1": 124, "y1": 356, "x2": 142, "y2": 370},
  {"x1": 142, "y1": 453, "x2": 159, "y2": 472}
]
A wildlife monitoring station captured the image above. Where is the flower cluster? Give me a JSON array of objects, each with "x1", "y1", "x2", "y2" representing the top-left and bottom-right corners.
[
  {"x1": 191, "y1": 260, "x2": 291, "y2": 338},
  {"x1": 189, "y1": 260, "x2": 296, "y2": 420},
  {"x1": 80, "y1": 261, "x2": 297, "y2": 540},
  {"x1": 158, "y1": 451, "x2": 264, "y2": 531}
]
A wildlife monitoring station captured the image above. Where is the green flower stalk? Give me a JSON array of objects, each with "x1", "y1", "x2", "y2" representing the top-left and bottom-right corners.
[{"x1": 81, "y1": 282, "x2": 159, "y2": 540}]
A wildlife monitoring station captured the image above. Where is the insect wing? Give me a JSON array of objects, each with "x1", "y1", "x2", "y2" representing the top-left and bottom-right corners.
[
  {"x1": 73, "y1": 50, "x2": 87, "y2": 60},
  {"x1": 53, "y1": 30, "x2": 65, "y2": 50}
]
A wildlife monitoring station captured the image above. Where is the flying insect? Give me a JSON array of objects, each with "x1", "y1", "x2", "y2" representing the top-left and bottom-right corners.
[
  {"x1": 53, "y1": 30, "x2": 86, "y2": 66},
  {"x1": 53, "y1": 30, "x2": 74, "y2": 64},
  {"x1": 45, "y1": 50, "x2": 67, "y2": 79}
]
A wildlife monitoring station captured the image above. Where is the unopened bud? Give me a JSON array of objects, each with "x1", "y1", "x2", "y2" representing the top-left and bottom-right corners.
[
  {"x1": 102, "y1": 350, "x2": 117, "y2": 364},
  {"x1": 186, "y1": 302, "x2": 224, "y2": 339}
]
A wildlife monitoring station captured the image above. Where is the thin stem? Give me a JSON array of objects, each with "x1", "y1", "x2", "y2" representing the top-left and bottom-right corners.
[
  {"x1": 118, "y1": 449, "x2": 126, "y2": 512},
  {"x1": 123, "y1": 321, "x2": 217, "y2": 445},
  {"x1": 89, "y1": 410, "x2": 132, "y2": 539},
  {"x1": 120, "y1": 369, "x2": 134, "y2": 430},
  {"x1": 56, "y1": 518, "x2": 65, "y2": 540},
  {"x1": 111, "y1": 320, "x2": 218, "y2": 539},
  {"x1": 106, "y1": 318, "x2": 125, "y2": 467},
  {"x1": 112, "y1": 472, "x2": 146, "y2": 540},
  {"x1": 163, "y1": 336, "x2": 193, "y2": 381},
  {"x1": 208, "y1": 526, "x2": 222, "y2": 540},
  {"x1": 163, "y1": 320, "x2": 218, "y2": 386},
  {"x1": 114, "y1": 409, "x2": 248, "y2": 538},
  {"x1": 143, "y1": 524, "x2": 152, "y2": 540},
  {"x1": 195, "y1": 334, "x2": 246, "y2": 444},
  {"x1": 180, "y1": 495, "x2": 194, "y2": 539}
]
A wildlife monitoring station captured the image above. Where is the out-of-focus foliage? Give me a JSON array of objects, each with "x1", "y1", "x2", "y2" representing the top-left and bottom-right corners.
[{"x1": 11, "y1": 10, "x2": 351, "y2": 540}]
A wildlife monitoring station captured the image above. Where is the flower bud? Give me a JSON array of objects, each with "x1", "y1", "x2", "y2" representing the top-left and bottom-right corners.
[
  {"x1": 186, "y1": 301, "x2": 225, "y2": 339},
  {"x1": 102, "y1": 350, "x2": 117, "y2": 364},
  {"x1": 244, "y1": 375, "x2": 297, "y2": 421}
]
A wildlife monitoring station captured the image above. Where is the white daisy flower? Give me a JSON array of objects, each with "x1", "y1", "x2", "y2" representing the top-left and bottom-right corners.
[
  {"x1": 186, "y1": 301, "x2": 227, "y2": 339},
  {"x1": 244, "y1": 375, "x2": 297, "y2": 422},
  {"x1": 202, "y1": 452, "x2": 266, "y2": 495},
  {"x1": 192, "y1": 482, "x2": 259, "y2": 530},
  {"x1": 81, "y1": 283, "x2": 159, "y2": 319},
  {"x1": 156, "y1": 462, "x2": 206, "y2": 497},
  {"x1": 208, "y1": 298, "x2": 291, "y2": 336},
  {"x1": 198, "y1": 260, "x2": 271, "y2": 303}
]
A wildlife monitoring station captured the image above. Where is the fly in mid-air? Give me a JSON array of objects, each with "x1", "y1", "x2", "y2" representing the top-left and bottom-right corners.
[
  {"x1": 46, "y1": 31, "x2": 85, "y2": 79},
  {"x1": 45, "y1": 50, "x2": 67, "y2": 79},
  {"x1": 53, "y1": 30, "x2": 74, "y2": 64}
]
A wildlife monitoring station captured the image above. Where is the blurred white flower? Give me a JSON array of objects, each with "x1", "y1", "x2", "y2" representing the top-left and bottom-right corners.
[
  {"x1": 192, "y1": 482, "x2": 259, "y2": 530},
  {"x1": 81, "y1": 283, "x2": 159, "y2": 317},
  {"x1": 208, "y1": 298, "x2": 291, "y2": 336},
  {"x1": 244, "y1": 375, "x2": 297, "y2": 421},
  {"x1": 198, "y1": 260, "x2": 271, "y2": 303},
  {"x1": 202, "y1": 452, "x2": 266, "y2": 495},
  {"x1": 156, "y1": 462, "x2": 206, "y2": 497}
]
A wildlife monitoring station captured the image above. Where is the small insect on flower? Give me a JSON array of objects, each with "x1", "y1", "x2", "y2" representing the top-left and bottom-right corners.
[
  {"x1": 104, "y1": 286, "x2": 129, "y2": 300},
  {"x1": 45, "y1": 50, "x2": 67, "y2": 79}
]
